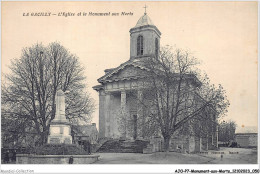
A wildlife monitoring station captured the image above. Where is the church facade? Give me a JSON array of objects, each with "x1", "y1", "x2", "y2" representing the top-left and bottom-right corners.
[{"x1": 93, "y1": 12, "x2": 218, "y2": 152}]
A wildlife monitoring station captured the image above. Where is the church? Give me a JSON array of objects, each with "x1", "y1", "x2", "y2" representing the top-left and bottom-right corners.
[{"x1": 93, "y1": 11, "x2": 218, "y2": 153}]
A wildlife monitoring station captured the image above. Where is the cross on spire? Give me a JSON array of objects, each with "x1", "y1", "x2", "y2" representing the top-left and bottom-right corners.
[{"x1": 143, "y1": 4, "x2": 148, "y2": 15}]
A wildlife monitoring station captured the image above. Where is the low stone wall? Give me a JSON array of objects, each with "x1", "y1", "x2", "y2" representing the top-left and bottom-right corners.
[
  {"x1": 16, "y1": 154, "x2": 99, "y2": 164},
  {"x1": 143, "y1": 137, "x2": 163, "y2": 154}
]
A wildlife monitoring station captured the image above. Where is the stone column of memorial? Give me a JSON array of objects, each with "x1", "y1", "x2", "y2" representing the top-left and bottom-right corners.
[{"x1": 47, "y1": 90, "x2": 72, "y2": 144}]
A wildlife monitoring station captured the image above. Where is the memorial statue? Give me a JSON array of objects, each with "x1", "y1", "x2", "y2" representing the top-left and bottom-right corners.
[{"x1": 47, "y1": 90, "x2": 72, "y2": 144}]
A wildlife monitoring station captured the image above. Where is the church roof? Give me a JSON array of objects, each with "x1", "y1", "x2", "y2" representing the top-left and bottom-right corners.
[
  {"x1": 95, "y1": 57, "x2": 201, "y2": 89},
  {"x1": 236, "y1": 126, "x2": 258, "y2": 134},
  {"x1": 130, "y1": 13, "x2": 161, "y2": 36},
  {"x1": 97, "y1": 59, "x2": 150, "y2": 83},
  {"x1": 135, "y1": 14, "x2": 154, "y2": 27}
]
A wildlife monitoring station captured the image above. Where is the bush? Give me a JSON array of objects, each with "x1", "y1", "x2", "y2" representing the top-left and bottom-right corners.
[{"x1": 31, "y1": 144, "x2": 88, "y2": 155}]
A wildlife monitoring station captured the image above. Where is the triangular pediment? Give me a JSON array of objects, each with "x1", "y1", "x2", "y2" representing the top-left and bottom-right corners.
[
  {"x1": 107, "y1": 65, "x2": 147, "y2": 81},
  {"x1": 98, "y1": 60, "x2": 150, "y2": 83}
]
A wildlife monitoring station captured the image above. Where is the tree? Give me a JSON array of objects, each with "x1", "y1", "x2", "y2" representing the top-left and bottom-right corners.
[
  {"x1": 218, "y1": 120, "x2": 237, "y2": 144},
  {"x1": 135, "y1": 46, "x2": 229, "y2": 151},
  {"x1": 2, "y1": 42, "x2": 95, "y2": 145}
]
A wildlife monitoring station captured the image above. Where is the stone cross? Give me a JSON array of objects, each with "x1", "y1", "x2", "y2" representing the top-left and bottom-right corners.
[{"x1": 143, "y1": 5, "x2": 148, "y2": 15}]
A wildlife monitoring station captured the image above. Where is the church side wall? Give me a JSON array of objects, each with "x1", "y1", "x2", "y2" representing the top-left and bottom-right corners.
[{"x1": 249, "y1": 134, "x2": 258, "y2": 147}]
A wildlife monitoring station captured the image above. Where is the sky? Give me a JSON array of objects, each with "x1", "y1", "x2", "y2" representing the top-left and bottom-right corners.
[{"x1": 1, "y1": 1, "x2": 258, "y2": 130}]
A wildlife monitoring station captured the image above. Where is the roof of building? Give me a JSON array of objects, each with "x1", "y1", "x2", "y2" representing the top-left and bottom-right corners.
[
  {"x1": 130, "y1": 13, "x2": 161, "y2": 36},
  {"x1": 235, "y1": 126, "x2": 258, "y2": 134},
  {"x1": 135, "y1": 14, "x2": 154, "y2": 28},
  {"x1": 236, "y1": 133, "x2": 257, "y2": 136},
  {"x1": 93, "y1": 57, "x2": 202, "y2": 90},
  {"x1": 96, "y1": 58, "x2": 150, "y2": 84}
]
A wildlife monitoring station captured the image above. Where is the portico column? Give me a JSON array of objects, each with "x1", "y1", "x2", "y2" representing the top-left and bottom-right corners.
[
  {"x1": 105, "y1": 93, "x2": 111, "y2": 137},
  {"x1": 206, "y1": 134, "x2": 209, "y2": 151},
  {"x1": 216, "y1": 125, "x2": 219, "y2": 148},
  {"x1": 99, "y1": 91, "x2": 106, "y2": 138},
  {"x1": 121, "y1": 91, "x2": 127, "y2": 138},
  {"x1": 110, "y1": 94, "x2": 115, "y2": 138},
  {"x1": 137, "y1": 90, "x2": 144, "y2": 138}
]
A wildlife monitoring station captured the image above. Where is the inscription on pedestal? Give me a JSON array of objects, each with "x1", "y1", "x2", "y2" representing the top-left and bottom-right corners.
[
  {"x1": 49, "y1": 138, "x2": 60, "y2": 144},
  {"x1": 64, "y1": 138, "x2": 71, "y2": 144},
  {"x1": 60, "y1": 127, "x2": 64, "y2": 134}
]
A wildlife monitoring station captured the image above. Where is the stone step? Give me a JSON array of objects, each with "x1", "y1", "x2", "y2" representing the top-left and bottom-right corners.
[{"x1": 97, "y1": 139, "x2": 149, "y2": 153}]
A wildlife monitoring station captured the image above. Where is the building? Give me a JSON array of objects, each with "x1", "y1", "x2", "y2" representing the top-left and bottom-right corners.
[
  {"x1": 93, "y1": 12, "x2": 162, "y2": 139},
  {"x1": 235, "y1": 133, "x2": 257, "y2": 148},
  {"x1": 93, "y1": 11, "x2": 218, "y2": 153},
  {"x1": 235, "y1": 126, "x2": 258, "y2": 148}
]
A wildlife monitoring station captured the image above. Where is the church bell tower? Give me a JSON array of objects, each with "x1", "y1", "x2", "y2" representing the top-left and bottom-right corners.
[{"x1": 129, "y1": 8, "x2": 161, "y2": 59}]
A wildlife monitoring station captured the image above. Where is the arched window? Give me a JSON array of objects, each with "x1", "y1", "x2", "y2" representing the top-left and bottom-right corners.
[
  {"x1": 137, "y1": 35, "x2": 143, "y2": 56},
  {"x1": 155, "y1": 38, "x2": 159, "y2": 58}
]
